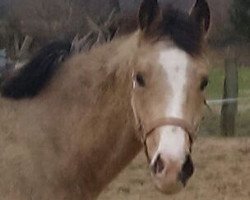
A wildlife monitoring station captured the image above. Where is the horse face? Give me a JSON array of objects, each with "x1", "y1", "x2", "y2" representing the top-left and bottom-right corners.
[
  {"x1": 131, "y1": 0, "x2": 210, "y2": 194},
  {"x1": 131, "y1": 44, "x2": 208, "y2": 193}
]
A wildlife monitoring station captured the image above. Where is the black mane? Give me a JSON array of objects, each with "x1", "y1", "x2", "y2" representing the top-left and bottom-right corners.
[
  {"x1": 0, "y1": 41, "x2": 71, "y2": 99},
  {"x1": 158, "y1": 7, "x2": 203, "y2": 55}
]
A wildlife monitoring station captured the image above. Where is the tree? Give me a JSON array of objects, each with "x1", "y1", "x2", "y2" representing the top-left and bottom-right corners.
[
  {"x1": 231, "y1": 0, "x2": 250, "y2": 40},
  {"x1": 9, "y1": 0, "x2": 86, "y2": 41},
  {"x1": 109, "y1": 0, "x2": 120, "y2": 13},
  {"x1": 3, "y1": 0, "x2": 122, "y2": 59},
  {"x1": 0, "y1": 0, "x2": 9, "y2": 19},
  {"x1": 9, "y1": 0, "x2": 121, "y2": 41}
]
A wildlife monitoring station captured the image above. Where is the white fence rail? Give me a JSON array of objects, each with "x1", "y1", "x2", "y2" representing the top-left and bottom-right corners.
[{"x1": 207, "y1": 97, "x2": 250, "y2": 105}]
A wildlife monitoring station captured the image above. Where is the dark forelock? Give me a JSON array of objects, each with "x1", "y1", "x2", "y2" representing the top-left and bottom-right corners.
[{"x1": 157, "y1": 7, "x2": 203, "y2": 55}]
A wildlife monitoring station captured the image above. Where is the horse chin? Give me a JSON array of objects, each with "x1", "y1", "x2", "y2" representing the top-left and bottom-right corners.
[{"x1": 152, "y1": 175, "x2": 184, "y2": 195}]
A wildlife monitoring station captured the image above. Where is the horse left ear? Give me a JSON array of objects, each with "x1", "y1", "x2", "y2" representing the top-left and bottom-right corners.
[
  {"x1": 190, "y1": 0, "x2": 210, "y2": 35},
  {"x1": 138, "y1": 0, "x2": 162, "y2": 32}
]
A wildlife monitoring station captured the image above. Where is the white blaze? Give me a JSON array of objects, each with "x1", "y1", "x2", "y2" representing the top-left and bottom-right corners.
[
  {"x1": 153, "y1": 48, "x2": 189, "y2": 163},
  {"x1": 159, "y1": 48, "x2": 188, "y2": 118}
]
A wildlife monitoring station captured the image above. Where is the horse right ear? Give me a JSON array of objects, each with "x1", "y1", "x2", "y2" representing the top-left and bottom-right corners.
[
  {"x1": 189, "y1": 0, "x2": 211, "y2": 36},
  {"x1": 138, "y1": 0, "x2": 161, "y2": 32}
]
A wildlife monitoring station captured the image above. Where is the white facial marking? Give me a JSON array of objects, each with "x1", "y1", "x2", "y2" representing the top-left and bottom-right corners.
[
  {"x1": 159, "y1": 48, "x2": 188, "y2": 118},
  {"x1": 156, "y1": 126, "x2": 186, "y2": 162},
  {"x1": 154, "y1": 48, "x2": 189, "y2": 162}
]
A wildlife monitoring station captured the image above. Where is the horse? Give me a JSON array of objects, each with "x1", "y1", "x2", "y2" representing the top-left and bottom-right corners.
[{"x1": 0, "y1": 0, "x2": 210, "y2": 199}]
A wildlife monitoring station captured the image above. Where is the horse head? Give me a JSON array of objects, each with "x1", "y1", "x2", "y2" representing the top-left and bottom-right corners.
[{"x1": 130, "y1": 0, "x2": 210, "y2": 194}]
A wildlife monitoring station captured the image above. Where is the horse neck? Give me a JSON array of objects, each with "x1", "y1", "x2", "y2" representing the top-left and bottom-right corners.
[
  {"x1": 86, "y1": 37, "x2": 143, "y2": 197},
  {"x1": 43, "y1": 33, "x2": 142, "y2": 198},
  {"x1": 86, "y1": 74, "x2": 141, "y2": 198}
]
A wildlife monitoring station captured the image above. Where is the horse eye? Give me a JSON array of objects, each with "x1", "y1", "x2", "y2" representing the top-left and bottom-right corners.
[
  {"x1": 136, "y1": 73, "x2": 145, "y2": 87},
  {"x1": 200, "y1": 78, "x2": 209, "y2": 91}
]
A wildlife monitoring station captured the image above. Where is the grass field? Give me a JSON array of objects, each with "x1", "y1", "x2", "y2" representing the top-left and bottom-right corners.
[{"x1": 100, "y1": 138, "x2": 250, "y2": 200}]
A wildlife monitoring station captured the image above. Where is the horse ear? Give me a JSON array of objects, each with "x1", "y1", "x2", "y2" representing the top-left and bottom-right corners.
[
  {"x1": 190, "y1": 0, "x2": 210, "y2": 35},
  {"x1": 138, "y1": 0, "x2": 161, "y2": 32}
]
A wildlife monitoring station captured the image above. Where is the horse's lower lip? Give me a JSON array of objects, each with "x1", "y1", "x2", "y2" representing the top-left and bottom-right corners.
[
  {"x1": 153, "y1": 179, "x2": 184, "y2": 195},
  {"x1": 151, "y1": 170, "x2": 185, "y2": 194}
]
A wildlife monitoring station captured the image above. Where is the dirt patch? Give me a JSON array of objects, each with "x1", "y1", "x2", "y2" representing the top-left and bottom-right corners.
[{"x1": 99, "y1": 137, "x2": 250, "y2": 200}]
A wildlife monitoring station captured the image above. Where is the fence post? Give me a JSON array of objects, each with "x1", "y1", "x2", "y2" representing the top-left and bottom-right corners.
[{"x1": 220, "y1": 59, "x2": 238, "y2": 136}]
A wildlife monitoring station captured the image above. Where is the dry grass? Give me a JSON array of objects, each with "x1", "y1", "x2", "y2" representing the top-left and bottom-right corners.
[{"x1": 99, "y1": 137, "x2": 250, "y2": 200}]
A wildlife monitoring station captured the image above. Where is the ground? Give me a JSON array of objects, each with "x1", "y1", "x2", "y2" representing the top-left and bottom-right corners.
[{"x1": 99, "y1": 137, "x2": 250, "y2": 200}]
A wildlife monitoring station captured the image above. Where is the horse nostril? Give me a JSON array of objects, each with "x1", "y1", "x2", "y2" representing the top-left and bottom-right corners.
[
  {"x1": 150, "y1": 154, "x2": 165, "y2": 175},
  {"x1": 179, "y1": 155, "x2": 194, "y2": 186}
]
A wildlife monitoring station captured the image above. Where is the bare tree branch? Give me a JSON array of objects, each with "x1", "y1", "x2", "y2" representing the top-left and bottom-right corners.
[
  {"x1": 18, "y1": 35, "x2": 33, "y2": 60},
  {"x1": 71, "y1": 7, "x2": 121, "y2": 55}
]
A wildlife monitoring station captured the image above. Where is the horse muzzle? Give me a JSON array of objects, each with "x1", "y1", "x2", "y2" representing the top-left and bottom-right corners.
[{"x1": 150, "y1": 153, "x2": 194, "y2": 194}]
